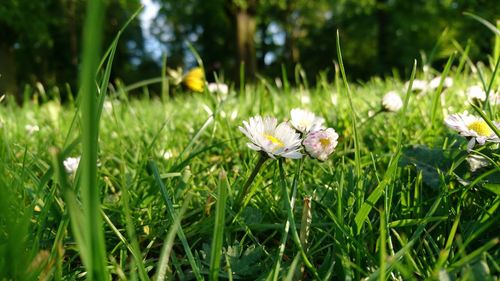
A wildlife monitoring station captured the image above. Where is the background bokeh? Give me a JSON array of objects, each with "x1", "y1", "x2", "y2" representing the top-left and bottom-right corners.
[{"x1": 0, "y1": 0, "x2": 498, "y2": 100}]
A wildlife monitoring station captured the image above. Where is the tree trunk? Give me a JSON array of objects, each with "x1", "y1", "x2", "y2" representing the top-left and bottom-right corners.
[
  {"x1": 285, "y1": 1, "x2": 300, "y2": 64},
  {"x1": 235, "y1": 6, "x2": 256, "y2": 81},
  {"x1": 0, "y1": 41, "x2": 18, "y2": 102}
]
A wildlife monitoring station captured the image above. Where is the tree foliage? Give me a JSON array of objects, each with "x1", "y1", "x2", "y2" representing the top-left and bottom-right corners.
[
  {"x1": 0, "y1": 0, "x2": 155, "y2": 100},
  {"x1": 152, "y1": 0, "x2": 499, "y2": 82}
]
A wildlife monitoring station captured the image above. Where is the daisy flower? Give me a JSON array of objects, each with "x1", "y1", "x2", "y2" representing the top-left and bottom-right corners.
[
  {"x1": 63, "y1": 156, "x2": 81, "y2": 174},
  {"x1": 289, "y1": 108, "x2": 325, "y2": 134},
  {"x1": 405, "y1": 79, "x2": 428, "y2": 92},
  {"x1": 207, "y1": 82, "x2": 229, "y2": 95},
  {"x1": 25, "y1": 124, "x2": 40, "y2": 135},
  {"x1": 466, "y1": 85, "x2": 486, "y2": 104},
  {"x1": 381, "y1": 91, "x2": 403, "y2": 112},
  {"x1": 429, "y1": 76, "x2": 453, "y2": 90},
  {"x1": 183, "y1": 67, "x2": 205, "y2": 92},
  {"x1": 103, "y1": 100, "x2": 114, "y2": 114},
  {"x1": 239, "y1": 116, "x2": 303, "y2": 159},
  {"x1": 303, "y1": 128, "x2": 339, "y2": 161},
  {"x1": 444, "y1": 112, "x2": 500, "y2": 151}
]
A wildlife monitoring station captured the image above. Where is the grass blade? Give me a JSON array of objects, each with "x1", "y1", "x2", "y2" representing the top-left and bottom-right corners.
[
  {"x1": 464, "y1": 12, "x2": 500, "y2": 37},
  {"x1": 430, "y1": 53, "x2": 455, "y2": 128},
  {"x1": 278, "y1": 159, "x2": 320, "y2": 280},
  {"x1": 210, "y1": 170, "x2": 229, "y2": 281},
  {"x1": 148, "y1": 160, "x2": 204, "y2": 281},
  {"x1": 78, "y1": 0, "x2": 108, "y2": 279},
  {"x1": 156, "y1": 194, "x2": 193, "y2": 281},
  {"x1": 335, "y1": 30, "x2": 362, "y2": 209},
  {"x1": 354, "y1": 60, "x2": 417, "y2": 233}
]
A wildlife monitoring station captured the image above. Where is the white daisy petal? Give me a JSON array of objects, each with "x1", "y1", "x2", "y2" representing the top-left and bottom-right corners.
[
  {"x1": 466, "y1": 85, "x2": 486, "y2": 104},
  {"x1": 63, "y1": 156, "x2": 81, "y2": 174},
  {"x1": 444, "y1": 112, "x2": 499, "y2": 151},
  {"x1": 240, "y1": 115, "x2": 303, "y2": 159},
  {"x1": 290, "y1": 108, "x2": 325, "y2": 134},
  {"x1": 382, "y1": 91, "x2": 403, "y2": 112},
  {"x1": 207, "y1": 82, "x2": 229, "y2": 95}
]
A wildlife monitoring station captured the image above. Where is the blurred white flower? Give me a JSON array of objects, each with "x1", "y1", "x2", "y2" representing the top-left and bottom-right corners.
[
  {"x1": 466, "y1": 154, "x2": 490, "y2": 172},
  {"x1": 103, "y1": 101, "x2": 114, "y2": 114},
  {"x1": 275, "y1": 78, "x2": 283, "y2": 89},
  {"x1": 444, "y1": 112, "x2": 500, "y2": 151},
  {"x1": 429, "y1": 76, "x2": 453, "y2": 90},
  {"x1": 41, "y1": 101, "x2": 61, "y2": 129},
  {"x1": 230, "y1": 110, "x2": 238, "y2": 121},
  {"x1": 303, "y1": 128, "x2": 339, "y2": 161},
  {"x1": 405, "y1": 79, "x2": 428, "y2": 92},
  {"x1": 466, "y1": 85, "x2": 486, "y2": 104},
  {"x1": 239, "y1": 116, "x2": 303, "y2": 159},
  {"x1": 382, "y1": 91, "x2": 403, "y2": 112},
  {"x1": 289, "y1": 108, "x2": 324, "y2": 134},
  {"x1": 25, "y1": 124, "x2": 40, "y2": 134},
  {"x1": 161, "y1": 149, "x2": 174, "y2": 160},
  {"x1": 330, "y1": 94, "x2": 338, "y2": 105},
  {"x1": 300, "y1": 94, "x2": 311, "y2": 105},
  {"x1": 63, "y1": 156, "x2": 81, "y2": 174},
  {"x1": 207, "y1": 82, "x2": 229, "y2": 96}
]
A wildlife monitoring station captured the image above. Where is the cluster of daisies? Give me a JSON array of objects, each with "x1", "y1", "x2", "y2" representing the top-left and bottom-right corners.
[{"x1": 239, "y1": 108, "x2": 339, "y2": 161}]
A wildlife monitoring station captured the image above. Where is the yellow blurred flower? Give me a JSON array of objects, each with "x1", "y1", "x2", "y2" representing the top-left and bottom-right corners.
[{"x1": 183, "y1": 67, "x2": 205, "y2": 92}]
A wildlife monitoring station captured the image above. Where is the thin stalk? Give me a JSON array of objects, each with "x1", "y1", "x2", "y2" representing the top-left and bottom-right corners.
[
  {"x1": 273, "y1": 158, "x2": 303, "y2": 281},
  {"x1": 235, "y1": 153, "x2": 267, "y2": 211},
  {"x1": 358, "y1": 109, "x2": 383, "y2": 128},
  {"x1": 278, "y1": 159, "x2": 320, "y2": 280},
  {"x1": 336, "y1": 30, "x2": 362, "y2": 212}
]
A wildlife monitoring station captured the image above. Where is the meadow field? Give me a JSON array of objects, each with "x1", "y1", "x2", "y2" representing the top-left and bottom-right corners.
[
  {"x1": 1, "y1": 51, "x2": 499, "y2": 280},
  {"x1": 0, "y1": 2, "x2": 499, "y2": 280}
]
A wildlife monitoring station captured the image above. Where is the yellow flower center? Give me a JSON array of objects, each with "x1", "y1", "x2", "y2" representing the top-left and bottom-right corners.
[
  {"x1": 319, "y1": 137, "x2": 331, "y2": 148},
  {"x1": 467, "y1": 120, "x2": 492, "y2": 136},
  {"x1": 264, "y1": 134, "x2": 284, "y2": 148}
]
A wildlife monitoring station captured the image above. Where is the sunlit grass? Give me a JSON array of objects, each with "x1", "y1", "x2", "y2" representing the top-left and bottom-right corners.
[{"x1": 0, "y1": 9, "x2": 499, "y2": 280}]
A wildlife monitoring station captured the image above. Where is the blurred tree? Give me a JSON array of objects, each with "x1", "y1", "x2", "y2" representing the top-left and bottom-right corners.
[
  {"x1": 1, "y1": 0, "x2": 499, "y2": 98},
  {"x1": 152, "y1": 0, "x2": 499, "y2": 84},
  {"x1": 0, "y1": 0, "x2": 155, "y2": 102}
]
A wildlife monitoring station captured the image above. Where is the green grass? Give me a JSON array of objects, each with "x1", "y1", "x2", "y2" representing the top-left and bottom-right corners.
[
  {"x1": 0, "y1": 9, "x2": 500, "y2": 280},
  {"x1": 1, "y1": 57, "x2": 499, "y2": 280}
]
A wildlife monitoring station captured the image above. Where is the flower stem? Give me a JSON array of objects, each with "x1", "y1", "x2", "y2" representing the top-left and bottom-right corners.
[
  {"x1": 278, "y1": 159, "x2": 320, "y2": 279},
  {"x1": 234, "y1": 152, "x2": 267, "y2": 211},
  {"x1": 359, "y1": 108, "x2": 383, "y2": 127}
]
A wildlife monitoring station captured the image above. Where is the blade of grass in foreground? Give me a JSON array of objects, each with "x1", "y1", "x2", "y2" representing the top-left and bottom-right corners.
[
  {"x1": 156, "y1": 194, "x2": 193, "y2": 281},
  {"x1": 278, "y1": 159, "x2": 320, "y2": 280},
  {"x1": 430, "y1": 53, "x2": 455, "y2": 128},
  {"x1": 354, "y1": 60, "x2": 417, "y2": 233},
  {"x1": 78, "y1": 0, "x2": 108, "y2": 279},
  {"x1": 367, "y1": 193, "x2": 444, "y2": 280},
  {"x1": 148, "y1": 160, "x2": 204, "y2": 281},
  {"x1": 335, "y1": 30, "x2": 362, "y2": 209},
  {"x1": 96, "y1": 6, "x2": 143, "y2": 122},
  {"x1": 209, "y1": 170, "x2": 229, "y2": 281}
]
